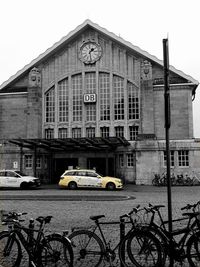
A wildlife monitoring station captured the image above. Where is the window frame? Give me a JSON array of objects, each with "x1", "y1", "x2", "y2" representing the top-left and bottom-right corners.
[
  {"x1": 178, "y1": 150, "x2": 189, "y2": 167},
  {"x1": 45, "y1": 87, "x2": 55, "y2": 123},
  {"x1": 127, "y1": 153, "x2": 134, "y2": 167},
  {"x1": 163, "y1": 151, "x2": 175, "y2": 167},
  {"x1": 129, "y1": 125, "x2": 139, "y2": 141},
  {"x1": 115, "y1": 126, "x2": 124, "y2": 138},
  {"x1": 113, "y1": 75, "x2": 124, "y2": 120},
  {"x1": 24, "y1": 154, "x2": 33, "y2": 169}
]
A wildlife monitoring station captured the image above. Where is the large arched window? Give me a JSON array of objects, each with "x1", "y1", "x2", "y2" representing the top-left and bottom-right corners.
[
  {"x1": 72, "y1": 74, "x2": 82, "y2": 122},
  {"x1": 99, "y1": 73, "x2": 110, "y2": 121},
  {"x1": 128, "y1": 81, "x2": 139, "y2": 120},
  {"x1": 58, "y1": 78, "x2": 69, "y2": 122},
  {"x1": 85, "y1": 72, "x2": 96, "y2": 121},
  {"x1": 113, "y1": 75, "x2": 124, "y2": 120},
  {"x1": 45, "y1": 86, "x2": 55, "y2": 122}
]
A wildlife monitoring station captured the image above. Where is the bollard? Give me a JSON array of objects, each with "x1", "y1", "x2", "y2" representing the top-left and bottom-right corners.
[
  {"x1": 28, "y1": 218, "x2": 35, "y2": 267},
  {"x1": 120, "y1": 217, "x2": 125, "y2": 267}
]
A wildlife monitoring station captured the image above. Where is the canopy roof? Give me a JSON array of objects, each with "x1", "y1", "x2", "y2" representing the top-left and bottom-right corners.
[{"x1": 9, "y1": 137, "x2": 130, "y2": 151}]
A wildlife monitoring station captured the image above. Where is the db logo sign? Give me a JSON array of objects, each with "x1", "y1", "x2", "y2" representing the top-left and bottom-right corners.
[{"x1": 84, "y1": 93, "x2": 97, "y2": 103}]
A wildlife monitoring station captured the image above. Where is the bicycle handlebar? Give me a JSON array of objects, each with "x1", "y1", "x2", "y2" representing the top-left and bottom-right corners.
[
  {"x1": 120, "y1": 205, "x2": 143, "y2": 219},
  {"x1": 181, "y1": 201, "x2": 200, "y2": 211},
  {"x1": 3, "y1": 211, "x2": 27, "y2": 217},
  {"x1": 144, "y1": 204, "x2": 165, "y2": 213}
]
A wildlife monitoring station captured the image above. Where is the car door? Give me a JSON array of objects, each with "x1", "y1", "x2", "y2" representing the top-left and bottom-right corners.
[
  {"x1": 5, "y1": 171, "x2": 21, "y2": 187},
  {"x1": 0, "y1": 171, "x2": 6, "y2": 187},
  {"x1": 75, "y1": 171, "x2": 87, "y2": 187},
  {"x1": 86, "y1": 171, "x2": 102, "y2": 188}
]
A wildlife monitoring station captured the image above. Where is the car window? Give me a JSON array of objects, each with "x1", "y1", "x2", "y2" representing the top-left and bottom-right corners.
[
  {"x1": 87, "y1": 172, "x2": 98, "y2": 177},
  {"x1": 65, "y1": 171, "x2": 75, "y2": 176},
  {"x1": 76, "y1": 171, "x2": 86, "y2": 176},
  {"x1": 0, "y1": 171, "x2": 5, "y2": 177},
  {"x1": 15, "y1": 171, "x2": 26, "y2": 176},
  {"x1": 6, "y1": 171, "x2": 19, "y2": 177}
]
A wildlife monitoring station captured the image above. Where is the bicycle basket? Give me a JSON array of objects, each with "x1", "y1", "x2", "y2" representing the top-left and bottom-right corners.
[{"x1": 133, "y1": 210, "x2": 151, "y2": 226}]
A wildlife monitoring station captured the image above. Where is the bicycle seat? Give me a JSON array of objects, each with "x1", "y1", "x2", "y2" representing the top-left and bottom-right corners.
[
  {"x1": 90, "y1": 215, "x2": 105, "y2": 221},
  {"x1": 36, "y1": 216, "x2": 53, "y2": 224}
]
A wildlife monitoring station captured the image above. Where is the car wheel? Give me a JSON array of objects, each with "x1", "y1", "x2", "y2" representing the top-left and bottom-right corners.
[
  {"x1": 106, "y1": 182, "x2": 116, "y2": 190},
  {"x1": 20, "y1": 182, "x2": 28, "y2": 189},
  {"x1": 68, "y1": 181, "x2": 77, "y2": 190}
]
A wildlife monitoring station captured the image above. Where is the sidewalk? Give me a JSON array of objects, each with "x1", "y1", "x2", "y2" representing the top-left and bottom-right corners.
[{"x1": 1, "y1": 184, "x2": 199, "y2": 267}]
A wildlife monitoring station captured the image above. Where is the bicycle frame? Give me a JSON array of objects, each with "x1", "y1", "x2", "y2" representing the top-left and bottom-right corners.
[
  {"x1": 88, "y1": 219, "x2": 121, "y2": 254},
  {"x1": 88, "y1": 217, "x2": 142, "y2": 257},
  {"x1": 146, "y1": 205, "x2": 200, "y2": 261},
  {"x1": 1, "y1": 212, "x2": 73, "y2": 267},
  {"x1": 4, "y1": 223, "x2": 45, "y2": 266}
]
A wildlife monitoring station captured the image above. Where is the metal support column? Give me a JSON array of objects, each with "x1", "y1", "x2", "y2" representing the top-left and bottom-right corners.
[
  {"x1": 20, "y1": 146, "x2": 23, "y2": 172},
  {"x1": 163, "y1": 38, "x2": 173, "y2": 266},
  {"x1": 33, "y1": 146, "x2": 37, "y2": 177}
]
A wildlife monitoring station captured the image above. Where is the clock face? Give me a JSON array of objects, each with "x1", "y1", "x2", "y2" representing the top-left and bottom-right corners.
[{"x1": 79, "y1": 41, "x2": 102, "y2": 64}]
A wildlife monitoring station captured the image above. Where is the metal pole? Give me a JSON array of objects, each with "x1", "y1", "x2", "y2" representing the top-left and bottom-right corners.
[
  {"x1": 20, "y1": 146, "x2": 23, "y2": 172},
  {"x1": 163, "y1": 38, "x2": 173, "y2": 266},
  {"x1": 33, "y1": 146, "x2": 37, "y2": 177},
  {"x1": 120, "y1": 217, "x2": 125, "y2": 267}
]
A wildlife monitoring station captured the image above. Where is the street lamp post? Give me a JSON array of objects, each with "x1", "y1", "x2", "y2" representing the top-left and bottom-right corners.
[{"x1": 163, "y1": 38, "x2": 173, "y2": 266}]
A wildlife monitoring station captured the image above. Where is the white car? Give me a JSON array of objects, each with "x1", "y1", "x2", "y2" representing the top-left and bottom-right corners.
[{"x1": 0, "y1": 170, "x2": 41, "y2": 189}]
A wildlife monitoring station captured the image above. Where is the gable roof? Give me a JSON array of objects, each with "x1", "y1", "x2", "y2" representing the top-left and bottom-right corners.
[{"x1": 0, "y1": 19, "x2": 199, "y2": 90}]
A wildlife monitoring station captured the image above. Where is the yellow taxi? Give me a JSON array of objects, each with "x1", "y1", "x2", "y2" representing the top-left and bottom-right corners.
[{"x1": 58, "y1": 169, "x2": 123, "y2": 190}]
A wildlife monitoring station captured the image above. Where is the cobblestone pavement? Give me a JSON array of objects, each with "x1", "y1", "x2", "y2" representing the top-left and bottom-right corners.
[{"x1": 0, "y1": 184, "x2": 200, "y2": 266}]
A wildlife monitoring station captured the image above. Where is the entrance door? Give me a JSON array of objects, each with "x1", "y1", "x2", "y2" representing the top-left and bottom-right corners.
[
  {"x1": 54, "y1": 158, "x2": 78, "y2": 183},
  {"x1": 87, "y1": 158, "x2": 114, "y2": 176}
]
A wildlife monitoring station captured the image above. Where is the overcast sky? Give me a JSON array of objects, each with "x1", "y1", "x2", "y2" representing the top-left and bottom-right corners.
[{"x1": 0, "y1": 0, "x2": 200, "y2": 137}]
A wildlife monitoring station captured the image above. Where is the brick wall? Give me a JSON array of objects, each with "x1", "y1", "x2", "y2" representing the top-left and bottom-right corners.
[
  {"x1": 153, "y1": 85, "x2": 193, "y2": 139},
  {"x1": 0, "y1": 94, "x2": 27, "y2": 138}
]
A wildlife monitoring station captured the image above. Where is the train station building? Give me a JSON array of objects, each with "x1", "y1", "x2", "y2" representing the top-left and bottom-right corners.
[{"x1": 0, "y1": 20, "x2": 199, "y2": 184}]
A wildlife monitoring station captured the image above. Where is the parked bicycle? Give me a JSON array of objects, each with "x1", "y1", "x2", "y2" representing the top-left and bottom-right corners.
[
  {"x1": 68, "y1": 210, "x2": 163, "y2": 267},
  {"x1": 141, "y1": 202, "x2": 200, "y2": 266},
  {"x1": 0, "y1": 211, "x2": 73, "y2": 267},
  {"x1": 152, "y1": 172, "x2": 200, "y2": 186}
]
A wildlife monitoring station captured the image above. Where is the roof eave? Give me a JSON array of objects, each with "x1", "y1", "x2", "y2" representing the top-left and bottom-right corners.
[{"x1": 0, "y1": 19, "x2": 199, "y2": 90}]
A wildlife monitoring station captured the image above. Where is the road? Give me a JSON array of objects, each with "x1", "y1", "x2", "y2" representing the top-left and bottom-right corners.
[{"x1": 0, "y1": 184, "x2": 199, "y2": 266}]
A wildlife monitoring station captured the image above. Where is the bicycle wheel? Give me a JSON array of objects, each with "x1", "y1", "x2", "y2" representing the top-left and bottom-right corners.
[
  {"x1": 186, "y1": 231, "x2": 200, "y2": 267},
  {"x1": 39, "y1": 234, "x2": 73, "y2": 267},
  {"x1": 145, "y1": 226, "x2": 167, "y2": 265},
  {"x1": 68, "y1": 229, "x2": 105, "y2": 267},
  {"x1": 0, "y1": 231, "x2": 22, "y2": 267},
  {"x1": 120, "y1": 230, "x2": 163, "y2": 267}
]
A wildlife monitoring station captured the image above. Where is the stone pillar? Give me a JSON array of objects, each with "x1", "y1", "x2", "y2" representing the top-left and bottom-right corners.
[
  {"x1": 27, "y1": 67, "x2": 42, "y2": 139},
  {"x1": 140, "y1": 60, "x2": 154, "y2": 135}
]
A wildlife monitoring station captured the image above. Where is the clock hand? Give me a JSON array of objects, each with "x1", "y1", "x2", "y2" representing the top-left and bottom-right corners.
[{"x1": 89, "y1": 48, "x2": 94, "y2": 54}]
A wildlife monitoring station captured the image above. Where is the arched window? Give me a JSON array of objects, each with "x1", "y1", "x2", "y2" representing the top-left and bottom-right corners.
[
  {"x1": 85, "y1": 73, "x2": 96, "y2": 121},
  {"x1": 58, "y1": 78, "x2": 69, "y2": 122},
  {"x1": 45, "y1": 87, "x2": 55, "y2": 122},
  {"x1": 72, "y1": 74, "x2": 82, "y2": 122},
  {"x1": 128, "y1": 81, "x2": 139, "y2": 120},
  {"x1": 99, "y1": 73, "x2": 110, "y2": 121},
  {"x1": 113, "y1": 75, "x2": 124, "y2": 120}
]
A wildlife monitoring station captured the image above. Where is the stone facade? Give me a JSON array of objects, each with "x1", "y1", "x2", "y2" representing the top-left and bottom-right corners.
[{"x1": 0, "y1": 20, "x2": 199, "y2": 184}]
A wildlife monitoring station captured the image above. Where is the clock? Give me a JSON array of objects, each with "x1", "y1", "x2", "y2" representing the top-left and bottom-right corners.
[{"x1": 79, "y1": 41, "x2": 102, "y2": 64}]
